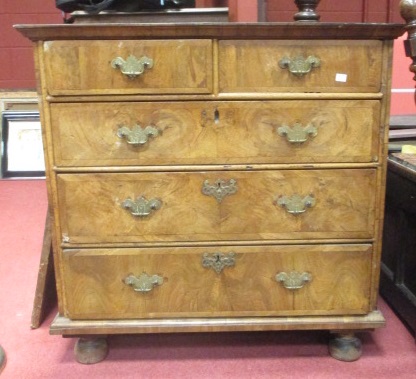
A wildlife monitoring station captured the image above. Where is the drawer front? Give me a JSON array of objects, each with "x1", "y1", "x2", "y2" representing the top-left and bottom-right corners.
[
  {"x1": 57, "y1": 169, "x2": 376, "y2": 244},
  {"x1": 219, "y1": 40, "x2": 382, "y2": 93},
  {"x1": 50, "y1": 100, "x2": 380, "y2": 167},
  {"x1": 62, "y1": 244, "x2": 372, "y2": 319},
  {"x1": 43, "y1": 40, "x2": 213, "y2": 95}
]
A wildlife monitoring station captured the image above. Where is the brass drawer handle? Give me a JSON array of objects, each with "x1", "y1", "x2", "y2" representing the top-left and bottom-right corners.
[
  {"x1": 202, "y1": 252, "x2": 236, "y2": 274},
  {"x1": 122, "y1": 196, "x2": 162, "y2": 217},
  {"x1": 111, "y1": 55, "x2": 153, "y2": 79},
  {"x1": 117, "y1": 124, "x2": 159, "y2": 146},
  {"x1": 278, "y1": 55, "x2": 320, "y2": 77},
  {"x1": 276, "y1": 194, "x2": 315, "y2": 215},
  {"x1": 277, "y1": 122, "x2": 317, "y2": 144},
  {"x1": 202, "y1": 179, "x2": 238, "y2": 203},
  {"x1": 275, "y1": 271, "x2": 312, "y2": 290},
  {"x1": 124, "y1": 272, "x2": 164, "y2": 292}
]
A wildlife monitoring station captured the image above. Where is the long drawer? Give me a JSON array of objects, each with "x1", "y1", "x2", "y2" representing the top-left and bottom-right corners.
[
  {"x1": 50, "y1": 100, "x2": 380, "y2": 167},
  {"x1": 219, "y1": 40, "x2": 383, "y2": 93},
  {"x1": 62, "y1": 244, "x2": 372, "y2": 319},
  {"x1": 42, "y1": 40, "x2": 213, "y2": 95},
  {"x1": 57, "y1": 169, "x2": 376, "y2": 244}
]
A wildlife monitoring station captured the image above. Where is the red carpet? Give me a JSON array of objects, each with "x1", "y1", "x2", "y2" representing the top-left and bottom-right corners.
[{"x1": 0, "y1": 179, "x2": 416, "y2": 378}]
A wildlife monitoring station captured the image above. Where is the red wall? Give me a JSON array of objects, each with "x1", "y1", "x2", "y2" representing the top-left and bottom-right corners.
[
  {"x1": 0, "y1": 1, "x2": 61, "y2": 89},
  {"x1": 228, "y1": 0, "x2": 258, "y2": 22}
]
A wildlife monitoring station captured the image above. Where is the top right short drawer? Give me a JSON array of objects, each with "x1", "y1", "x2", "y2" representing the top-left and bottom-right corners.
[{"x1": 218, "y1": 40, "x2": 383, "y2": 94}]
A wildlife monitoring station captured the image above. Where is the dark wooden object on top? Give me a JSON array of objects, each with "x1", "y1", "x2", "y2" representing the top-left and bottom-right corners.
[
  {"x1": 70, "y1": 7, "x2": 229, "y2": 24},
  {"x1": 381, "y1": 153, "x2": 416, "y2": 338}
]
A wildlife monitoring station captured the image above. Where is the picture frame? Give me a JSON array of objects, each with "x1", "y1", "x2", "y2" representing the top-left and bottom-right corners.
[{"x1": 1, "y1": 111, "x2": 45, "y2": 178}]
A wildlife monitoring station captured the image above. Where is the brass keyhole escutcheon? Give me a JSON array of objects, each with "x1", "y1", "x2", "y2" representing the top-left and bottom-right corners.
[
  {"x1": 202, "y1": 179, "x2": 238, "y2": 204},
  {"x1": 202, "y1": 252, "x2": 236, "y2": 274}
]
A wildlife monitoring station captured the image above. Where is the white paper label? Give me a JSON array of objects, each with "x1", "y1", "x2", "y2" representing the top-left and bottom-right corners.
[{"x1": 335, "y1": 73, "x2": 348, "y2": 83}]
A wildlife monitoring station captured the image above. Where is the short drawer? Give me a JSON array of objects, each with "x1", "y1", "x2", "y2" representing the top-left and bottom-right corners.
[
  {"x1": 219, "y1": 40, "x2": 383, "y2": 93},
  {"x1": 57, "y1": 169, "x2": 376, "y2": 244},
  {"x1": 50, "y1": 100, "x2": 380, "y2": 167},
  {"x1": 42, "y1": 40, "x2": 213, "y2": 95},
  {"x1": 62, "y1": 244, "x2": 372, "y2": 319}
]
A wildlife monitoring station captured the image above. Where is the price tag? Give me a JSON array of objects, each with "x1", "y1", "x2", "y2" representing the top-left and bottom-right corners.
[{"x1": 335, "y1": 73, "x2": 348, "y2": 83}]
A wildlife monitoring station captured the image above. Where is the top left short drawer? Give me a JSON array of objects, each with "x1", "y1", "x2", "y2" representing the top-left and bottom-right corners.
[{"x1": 42, "y1": 40, "x2": 213, "y2": 96}]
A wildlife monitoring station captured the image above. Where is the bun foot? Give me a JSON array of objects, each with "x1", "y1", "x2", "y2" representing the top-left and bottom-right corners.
[
  {"x1": 328, "y1": 333, "x2": 362, "y2": 362},
  {"x1": 74, "y1": 337, "x2": 108, "y2": 364}
]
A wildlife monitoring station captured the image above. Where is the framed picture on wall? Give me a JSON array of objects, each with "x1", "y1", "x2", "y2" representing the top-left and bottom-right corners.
[{"x1": 1, "y1": 111, "x2": 45, "y2": 178}]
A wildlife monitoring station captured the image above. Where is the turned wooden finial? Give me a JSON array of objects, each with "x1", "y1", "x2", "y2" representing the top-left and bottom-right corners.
[
  {"x1": 400, "y1": 0, "x2": 416, "y2": 80},
  {"x1": 294, "y1": 0, "x2": 321, "y2": 22},
  {"x1": 400, "y1": 0, "x2": 416, "y2": 32}
]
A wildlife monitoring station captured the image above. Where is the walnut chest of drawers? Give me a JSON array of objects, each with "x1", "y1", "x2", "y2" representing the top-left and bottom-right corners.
[{"x1": 17, "y1": 22, "x2": 404, "y2": 363}]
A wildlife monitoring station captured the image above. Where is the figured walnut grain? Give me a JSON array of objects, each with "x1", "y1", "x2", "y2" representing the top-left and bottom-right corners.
[
  {"x1": 50, "y1": 100, "x2": 380, "y2": 167},
  {"x1": 61, "y1": 244, "x2": 372, "y2": 319},
  {"x1": 56, "y1": 169, "x2": 377, "y2": 244}
]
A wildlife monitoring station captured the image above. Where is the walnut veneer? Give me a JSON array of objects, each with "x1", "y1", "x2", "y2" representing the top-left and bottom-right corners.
[{"x1": 16, "y1": 21, "x2": 404, "y2": 363}]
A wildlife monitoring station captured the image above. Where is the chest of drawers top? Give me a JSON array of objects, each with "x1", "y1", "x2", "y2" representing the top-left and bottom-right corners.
[{"x1": 16, "y1": 22, "x2": 404, "y2": 41}]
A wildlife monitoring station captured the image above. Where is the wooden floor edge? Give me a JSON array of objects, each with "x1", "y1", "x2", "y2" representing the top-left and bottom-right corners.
[{"x1": 50, "y1": 311, "x2": 386, "y2": 336}]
